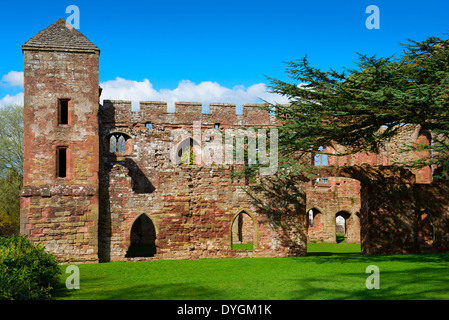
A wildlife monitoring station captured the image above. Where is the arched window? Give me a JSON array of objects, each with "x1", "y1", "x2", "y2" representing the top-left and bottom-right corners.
[
  {"x1": 176, "y1": 138, "x2": 201, "y2": 165},
  {"x1": 108, "y1": 133, "x2": 131, "y2": 154},
  {"x1": 231, "y1": 211, "x2": 255, "y2": 250},
  {"x1": 126, "y1": 214, "x2": 157, "y2": 258},
  {"x1": 117, "y1": 135, "x2": 126, "y2": 153}
]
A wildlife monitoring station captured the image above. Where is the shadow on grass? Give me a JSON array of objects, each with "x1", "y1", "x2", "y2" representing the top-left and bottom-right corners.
[
  {"x1": 295, "y1": 248, "x2": 449, "y2": 299},
  {"x1": 53, "y1": 276, "x2": 225, "y2": 300},
  {"x1": 306, "y1": 252, "x2": 361, "y2": 257},
  {"x1": 52, "y1": 244, "x2": 449, "y2": 300},
  {"x1": 304, "y1": 252, "x2": 449, "y2": 265},
  {"x1": 290, "y1": 265, "x2": 449, "y2": 300},
  {"x1": 306, "y1": 243, "x2": 449, "y2": 264},
  {"x1": 306, "y1": 243, "x2": 362, "y2": 257}
]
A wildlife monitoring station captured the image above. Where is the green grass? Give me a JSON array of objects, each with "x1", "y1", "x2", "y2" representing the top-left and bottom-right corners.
[
  {"x1": 55, "y1": 243, "x2": 449, "y2": 300},
  {"x1": 231, "y1": 243, "x2": 254, "y2": 250},
  {"x1": 336, "y1": 233, "x2": 346, "y2": 243}
]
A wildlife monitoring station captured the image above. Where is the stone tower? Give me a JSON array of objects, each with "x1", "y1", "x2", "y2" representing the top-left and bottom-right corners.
[{"x1": 20, "y1": 19, "x2": 100, "y2": 263}]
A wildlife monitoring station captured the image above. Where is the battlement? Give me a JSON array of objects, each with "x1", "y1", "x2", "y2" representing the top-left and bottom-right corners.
[
  {"x1": 101, "y1": 100, "x2": 278, "y2": 127},
  {"x1": 175, "y1": 102, "x2": 202, "y2": 114},
  {"x1": 140, "y1": 101, "x2": 168, "y2": 114}
]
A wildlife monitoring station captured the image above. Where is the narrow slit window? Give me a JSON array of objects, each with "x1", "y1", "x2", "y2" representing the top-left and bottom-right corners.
[
  {"x1": 59, "y1": 99, "x2": 69, "y2": 125},
  {"x1": 214, "y1": 123, "x2": 220, "y2": 130},
  {"x1": 57, "y1": 148, "x2": 67, "y2": 178},
  {"x1": 314, "y1": 146, "x2": 328, "y2": 184}
]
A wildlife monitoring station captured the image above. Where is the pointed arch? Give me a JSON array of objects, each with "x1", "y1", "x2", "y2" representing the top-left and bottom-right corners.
[
  {"x1": 230, "y1": 209, "x2": 258, "y2": 250},
  {"x1": 307, "y1": 207, "x2": 323, "y2": 228},
  {"x1": 126, "y1": 214, "x2": 157, "y2": 258},
  {"x1": 175, "y1": 138, "x2": 202, "y2": 165},
  {"x1": 107, "y1": 132, "x2": 133, "y2": 155},
  {"x1": 307, "y1": 208, "x2": 324, "y2": 242},
  {"x1": 335, "y1": 211, "x2": 351, "y2": 243}
]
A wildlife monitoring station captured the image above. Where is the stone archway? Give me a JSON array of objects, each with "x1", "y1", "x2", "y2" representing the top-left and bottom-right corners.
[
  {"x1": 126, "y1": 214, "x2": 157, "y2": 258},
  {"x1": 335, "y1": 211, "x2": 351, "y2": 243},
  {"x1": 307, "y1": 208, "x2": 325, "y2": 243},
  {"x1": 231, "y1": 210, "x2": 256, "y2": 250}
]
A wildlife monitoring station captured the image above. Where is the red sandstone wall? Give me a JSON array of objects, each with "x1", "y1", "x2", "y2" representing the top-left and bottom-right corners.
[
  {"x1": 20, "y1": 43, "x2": 446, "y2": 263},
  {"x1": 98, "y1": 109, "x2": 287, "y2": 261},
  {"x1": 20, "y1": 49, "x2": 100, "y2": 263},
  {"x1": 306, "y1": 177, "x2": 361, "y2": 243}
]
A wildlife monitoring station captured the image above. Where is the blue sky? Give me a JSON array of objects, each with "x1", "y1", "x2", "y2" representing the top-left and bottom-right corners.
[{"x1": 1, "y1": 0, "x2": 448, "y2": 111}]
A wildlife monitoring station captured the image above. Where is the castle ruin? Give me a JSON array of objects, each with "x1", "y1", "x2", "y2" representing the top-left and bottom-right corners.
[{"x1": 20, "y1": 19, "x2": 449, "y2": 263}]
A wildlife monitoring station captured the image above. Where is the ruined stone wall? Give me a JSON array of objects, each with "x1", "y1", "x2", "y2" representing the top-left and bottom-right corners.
[
  {"x1": 305, "y1": 124, "x2": 435, "y2": 246},
  {"x1": 21, "y1": 20, "x2": 449, "y2": 264},
  {"x1": 97, "y1": 100, "x2": 444, "y2": 260},
  {"x1": 361, "y1": 180, "x2": 449, "y2": 255},
  {"x1": 306, "y1": 177, "x2": 361, "y2": 243},
  {"x1": 98, "y1": 100, "x2": 286, "y2": 262}
]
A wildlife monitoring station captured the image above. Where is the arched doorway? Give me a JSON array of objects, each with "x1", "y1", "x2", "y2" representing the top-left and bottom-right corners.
[
  {"x1": 126, "y1": 214, "x2": 157, "y2": 258},
  {"x1": 231, "y1": 211, "x2": 255, "y2": 250},
  {"x1": 335, "y1": 211, "x2": 351, "y2": 243},
  {"x1": 307, "y1": 208, "x2": 324, "y2": 243},
  {"x1": 336, "y1": 215, "x2": 345, "y2": 242}
]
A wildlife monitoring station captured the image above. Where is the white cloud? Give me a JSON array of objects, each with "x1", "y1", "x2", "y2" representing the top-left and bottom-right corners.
[
  {"x1": 0, "y1": 92, "x2": 24, "y2": 107},
  {"x1": 1, "y1": 71, "x2": 24, "y2": 88},
  {"x1": 0, "y1": 76, "x2": 291, "y2": 112},
  {"x1": 100, "y1": 78, "x2": 290, "y2": 112}
]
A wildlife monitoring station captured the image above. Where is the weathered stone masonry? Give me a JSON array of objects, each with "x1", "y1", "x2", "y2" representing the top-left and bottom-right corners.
[
  {"x1": 20, "y1": 19, "x2": 449, "y2": 263},
  {"x1": 98, "y1": 99, "x2": 285, "y2": 262},
  {"x1": 21, "y1": 20, "x2": 100, "y2": 263}
]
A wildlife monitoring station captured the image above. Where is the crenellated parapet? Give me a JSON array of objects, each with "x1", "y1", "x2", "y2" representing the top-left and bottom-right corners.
[{"x1": 100, "y1": 100, "x2": 279, "y2": 129}]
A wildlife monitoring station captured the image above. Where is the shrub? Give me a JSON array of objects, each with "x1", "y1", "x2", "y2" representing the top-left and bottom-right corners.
[
  {"x1": 0, "y1": 235, "x2": 61, "y2": 300},
  {"x1": 0, "y1": 212, "x2": 19, "y2": 237}
]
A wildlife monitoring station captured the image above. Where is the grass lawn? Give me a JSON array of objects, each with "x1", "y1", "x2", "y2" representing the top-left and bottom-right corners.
[
  {"x1": 231, "y1": 243, "x2": 254, "y2": 250},
  {"x1": 55, "y1": 243, "x2": 449, "y2": 300}
]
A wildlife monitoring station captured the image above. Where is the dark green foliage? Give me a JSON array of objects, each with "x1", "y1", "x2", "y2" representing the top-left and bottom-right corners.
[
  {"x1": 265, "y1": 35, "x2": 449, "y2": 177},
  {"x1": 0, "y1": 169, "x2": 22, "y2": 236},
  {"x1": 0, "y1": 235, "x2": 61, "y2": 300},
  {"x1": 0, "y1": 105, "x2": 23, "y2": 236},
  {"x1": 0, "y1": 104, "x2": 23, "y2": 176}
]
